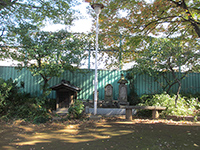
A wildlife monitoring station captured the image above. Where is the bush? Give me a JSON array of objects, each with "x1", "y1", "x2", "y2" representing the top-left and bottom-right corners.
[
  {"x1": 137, "y1": 93, "x2": 200, "y2": 117},
  {"x1": 0, "y1": 78, "x2": 16, "y2": 114},
  {"x1": 128, "y1": 86, "x2": 141, "y2": 105},
  {"x1": 0, "y1": 78, "x2": 31, "y2": 116},
  {"x1": 0, "y1": 78, "x2": 51, "y2": 123},
  {"x1": 68, "y1": 100, "x2": 84, "y2": 119},
  {"x1": 33, "y1": 115, "x2": 50, "y2": 124}
]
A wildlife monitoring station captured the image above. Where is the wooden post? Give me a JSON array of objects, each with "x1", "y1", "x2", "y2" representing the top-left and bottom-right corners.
[
  {"x1": 56, "y1": 98, "x2": 59, "y2": 110},
  {"x1": 56, "y1": 91, "x2": 59, "y2": 110}
]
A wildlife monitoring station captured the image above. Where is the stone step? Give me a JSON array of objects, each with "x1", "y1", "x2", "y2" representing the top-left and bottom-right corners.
[{"x1": 56, "y1": 108, "x2": 68, "y2": 115}]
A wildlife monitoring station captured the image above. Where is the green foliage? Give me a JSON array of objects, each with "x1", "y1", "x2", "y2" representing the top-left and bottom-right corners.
[
  {"x1": 0, "y1": 78, "x2": 13, "y2": 108},
  {"x1": 0, "y1": 0, "x2": 85, "y2": 98},
  {"x1": 9, "y1": 26, "x2": 88, "y2": 95},
  {"x1": 133, "y1": 38, "x2": 195, "y2": 76},
  {"x1": 0, "y1": 78, "x2": 26, "y2": 115},
  {"x1": 0, "y1": 0, "x2": 79, "y2": 61},
  {"x1": 180, "y1": 92, "x2": 200, "y2": 100},
  {"x1": 128, "y1": 38, "x2": 198, "y2": 107},
  {"x1": 33, "y1": 115, "x2": 50, "y2": 124},
  {"x1": 128, "y1": 86, "x2": 141, "y2": 105},
  {"x1": 88, "y1": 0, "x2": 199, "y2": 70},
  {"x1": 68, "y1": 100, "x2": 85, "y2": 119},
  {"x1": 0, "y1": 78, "x2": 51, "y2": 123},
  {"x1": 94, "y1": 0, "x2": 199, "y2": 38},
  {"x1": 138, "y1": 93, "x2": 200, "y2": 117},
  {"x1": 127, "y1": 74, "x2": 141, "y2": 105}
]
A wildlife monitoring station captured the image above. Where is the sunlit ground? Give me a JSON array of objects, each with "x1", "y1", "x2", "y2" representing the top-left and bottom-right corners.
[{"x1": 0, "y1": 117, "x2": 200, "y2": 150}]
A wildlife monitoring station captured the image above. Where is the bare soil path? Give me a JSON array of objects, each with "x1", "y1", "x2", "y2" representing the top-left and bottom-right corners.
[{"x1": 0, "y1": 116, "x2": 200, "y2": 150}]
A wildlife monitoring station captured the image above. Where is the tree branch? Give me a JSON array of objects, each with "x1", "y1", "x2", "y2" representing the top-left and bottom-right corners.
[
  {"x1": 143, "y1": 15, "x2": 179, "y2": 31},
  {"x1": 168, "y1": 0, "x2": 200, "y2": 37},
  {"x1": 0, "y1": 28, "x2": 5, "y2": 37},
  {"x1": 167, "y1": 23, "x2": 180, "y2": 38},
  {"x1": 0, "y1": 0, "x2": 18, "y2": 9}
]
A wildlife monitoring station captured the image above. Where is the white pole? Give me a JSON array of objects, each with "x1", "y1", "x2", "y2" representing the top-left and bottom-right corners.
[
  {"x1": 91, "y1": 3, "x2": 104, "y2": 116},
  {"x1": 94, "y1": 13, "x2": 99, "y2": 115}
]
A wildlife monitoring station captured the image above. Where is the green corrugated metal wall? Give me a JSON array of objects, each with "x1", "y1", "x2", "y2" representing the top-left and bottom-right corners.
[
  {"x1": 0, "y1": 66, "x2": 199, "y2": 100},
  {"x1": 0, "y1": 66, "x2": 126, "y2": 100},
  {"x1": 133, "y1": 73, "x2": 200, "y2": 96}
]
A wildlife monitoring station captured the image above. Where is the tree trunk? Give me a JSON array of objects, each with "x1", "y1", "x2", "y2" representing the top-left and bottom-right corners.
[
  {"x1": 175, "y1": 80, "x2": 181, "y2": 108},
  {"x1": 42, "y1": 78, "x2": 49, "y2": 95},
  {"x1": 167, "y1": 58, "x2": 182, "y2": 107},
  {"x1": 166, "y1": 81, "x2": 177, "y2": 94},
  {"x1": 40, "y1": 73, "x2": 52, "y2": 95}
]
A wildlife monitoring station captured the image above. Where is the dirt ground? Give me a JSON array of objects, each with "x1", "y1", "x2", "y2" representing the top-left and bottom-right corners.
[{"x1": 1, "y1": 116, "x2": 200, "y2": 150}]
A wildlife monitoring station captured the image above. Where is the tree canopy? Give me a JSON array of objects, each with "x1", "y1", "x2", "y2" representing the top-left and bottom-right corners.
[
  {"x1": 0, "y1": 0, "x2": 75, "y2": 28},
  {"x1": 127, "y1": 37, "x2": 199, "y2": 106},
  {"x1": 9, "y1": 24, "x2": 87, "y2": 93},
  {"x1": 86, "y1": 0, "x2": 200, "y2": 69},
  {"x1": 89, "y1": 0, "x2": 200, "y2": 38},
  {"x1": 0, "y1": 0, "x2": 91, "y2": 95},
  {"x1": 0, "y1": 0, "x2": 77, "y2": 57}
]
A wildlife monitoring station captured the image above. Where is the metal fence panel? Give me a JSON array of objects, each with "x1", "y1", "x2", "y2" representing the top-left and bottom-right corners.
[
  {"x1": 0, "y1": 66, "x2": 125, "y2": 100},
  {"x1": 133, "y1": 72, "x2": 200, "y2": 97},
  {"x1": 0, "y1": 66, "x2": 199, "y2": 100}
]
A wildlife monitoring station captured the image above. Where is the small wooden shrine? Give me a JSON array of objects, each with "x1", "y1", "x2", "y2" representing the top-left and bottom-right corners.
[{"x1": 51, "y1": 80, "x2": 81, "y2": 110}]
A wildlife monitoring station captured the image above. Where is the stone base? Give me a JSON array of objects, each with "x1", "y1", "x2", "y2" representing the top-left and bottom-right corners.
[
  {"x1": 89, "y1": 114, "x2": 102, "y2": 120},
  {"x1": 119, "y1": 101, "x2": 129, "y2": 108},
  {"x1": 102, "y1": 100, "x2": 113, "y2": 108},
  {"x1": 54, "y1": 108, "x2": 68, "y2": 115}
]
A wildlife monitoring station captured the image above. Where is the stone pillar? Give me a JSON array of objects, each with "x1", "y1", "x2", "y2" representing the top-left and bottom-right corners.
[
  {"x1": 118, "y1": 74, "x2": 129, "y2": 106},
  {"x1": 126, "y1": 109, "x2": 133, "y2": 121},
  {"x1": 152, "y1": 110, "x2": 159, "y2": 119}
]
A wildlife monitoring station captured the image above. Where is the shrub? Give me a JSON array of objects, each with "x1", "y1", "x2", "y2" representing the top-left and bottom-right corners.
[
  {"x1": 33, "y1": 115, "x2": 50, "y2": 124},
  {"x1": 68, "y1": 100, "x2": 84, "y2": 119},
  {"x1": 137, "y1": 93, "x2": 200, "y2": 117},
  {"x1": 0, "y1": 78, "x2": 30, "y2": 116},
  {"x1": 0, "y1": 78, "x2": 51, "y2": 123},
  {"x1": 128, "y1": 86, "x2": 141, "y2": 105},
  {"x1": 0, "y1": 78, "x2": 15, "y2": 114}
]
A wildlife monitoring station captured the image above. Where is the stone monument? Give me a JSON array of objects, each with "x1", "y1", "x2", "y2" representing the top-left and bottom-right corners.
[
  {"x1": 118, "y1": 74, "x2": 129, "y2": 106},
  {"x1": 104, "y1": 84, "x2": 113, "y2": 107}
]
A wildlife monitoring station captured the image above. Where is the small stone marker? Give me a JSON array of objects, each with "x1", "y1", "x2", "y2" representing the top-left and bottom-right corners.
[{"x1": 104, "y1": 84, "x2": 113, "y2": 107}]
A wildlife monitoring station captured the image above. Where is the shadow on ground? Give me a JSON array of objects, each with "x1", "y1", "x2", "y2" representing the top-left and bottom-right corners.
[{"x1": 0, "y1": 117, "x2": 200, "y2": 150}]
